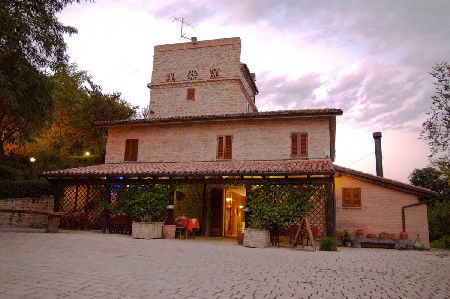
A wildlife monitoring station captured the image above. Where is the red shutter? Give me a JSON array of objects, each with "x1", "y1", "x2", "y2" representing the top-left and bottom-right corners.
[
  {"x1": 342, "y1": 188, "x2": 361, "y2": 207},
  {"x1": 217, "y1": 136, "x2": 224, "y2": 159},
  {"x1": 342, "y1": 188, "x2": 351, "y2": 207},
  {"x1": 224, "y1": 135, "x2": 232, "y2": 159},
  {"x1": 291, "y1": 133, "x2": 298, "y2": 157},
  {"x1": 124, "y1": 139, "x2": 138, "y2": 162},
  {"x1": 187, "y1": 88, "x2": 195, "y2": 100},
  {"x1": 300, "y1": 132, "x2": 308, "y2": 157}
]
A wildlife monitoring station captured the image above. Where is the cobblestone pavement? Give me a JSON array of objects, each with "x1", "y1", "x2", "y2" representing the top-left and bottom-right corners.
[{"x1": 0, "y1": 230, "x2": 449, "y2": 299}]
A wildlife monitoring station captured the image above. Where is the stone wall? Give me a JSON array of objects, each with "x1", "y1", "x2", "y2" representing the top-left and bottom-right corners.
[
  {"x1": 105, "y1": 117, "x2": 331, "y2": 163},
  {"x1": 335, "y1": 175, "x2": 430, "y2": 249},
  {"x1": 0, "y1": 197, "x2": 54, "y2": 228},
  {"x1": 148, "y1": 37, "x2": 256, "y2": 118}
]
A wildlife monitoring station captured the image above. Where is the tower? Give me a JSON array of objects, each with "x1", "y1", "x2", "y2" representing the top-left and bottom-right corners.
[{"x1": 147, "y1": 37, "x2": 258, "y2": 118}]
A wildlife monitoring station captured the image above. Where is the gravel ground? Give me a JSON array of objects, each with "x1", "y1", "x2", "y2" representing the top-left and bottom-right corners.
[{"x1": 0, "y1": 230, "x2": 449, "y2": 299}]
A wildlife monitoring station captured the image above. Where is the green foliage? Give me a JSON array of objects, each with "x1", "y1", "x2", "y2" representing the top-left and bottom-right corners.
[
  {"x1": 0, "y1": 0, "x2": 79, "y2": 156},
  {"x1": 114, "y1": 184, "x2": 173, "y2": 222},
  {"x1": 320, "y1": 237, "x2": 337, "y2": 251},
  {"x1": 409, "y1": 165, "x2": 450, "y2": 201},
  {"x1": 428, "y1": 200, "x2": 450, "y2": 241},
  {"x1": 247, "y1": 183, "x2": 323, "y2": 231},
  {"x1": 421, "y1": 62, "x2": 450, "y2": 159},
  {"x1": 342, "y1": 230, "x2": 352, "y2": 244},
  {"x1": 0, "y1": 180, "x2": 53, "y2": 198},
  {"x1": 430, "y1": 236, "x2": 450, "y2": 249}
]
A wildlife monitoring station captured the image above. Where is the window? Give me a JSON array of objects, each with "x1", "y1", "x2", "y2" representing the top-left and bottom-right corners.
[
  {"x1": 187, "y1": 88, "x2": 195, "y2": 100},
  {"x1": 342, "y1": 188, "x2": 361, "y2": 208},
  {"x1": 210, "y1": 68, "x2": 220, "y2": 79},
  {"x1": 124, "y1": 139, "x2": 139, "y2": 162},
  {"x1": 187, "y1": 70, "x2": 198, "y2": 80},
  {"x1": 217, "y1": 135, "x2": 232, "y2": 160},
  {"x1": 291, "y1": 132, "x2": 308, "y2": 158},
  {"x1": 166, "y1": 72, "x2": 175, "y2": 82}
]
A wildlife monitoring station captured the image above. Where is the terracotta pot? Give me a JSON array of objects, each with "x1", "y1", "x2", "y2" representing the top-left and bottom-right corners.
[
  {"x1": 399, "y1": 232, "x2": 408, "y2": 240},
  {"x1": 380, "y1": 233, "x2": 396, "y2": 240},
  {"x1": 367, "y1": 233, "x2": 376, "y2": 239},
  {"x1": 356, "y1": 229, "x2": 364, "y2": 237},
  {"x1": 163, "y1": 224, "x2": 176, "y2": 239}
]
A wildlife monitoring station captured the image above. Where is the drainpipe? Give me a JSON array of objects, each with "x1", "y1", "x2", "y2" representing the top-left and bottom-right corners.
[{"x1": 402, "y1": 199, "x2": 434, "y2": 231}]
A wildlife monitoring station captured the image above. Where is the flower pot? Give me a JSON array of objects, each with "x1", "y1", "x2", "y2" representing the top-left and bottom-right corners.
[
  {"x1": 399, "y1": 231, "x2": 408, "y2": 240},
  {"x1": 132, "y1": 221, "x2": 163, "y2": 239},
  {"x1": 367, "y1": 233, "x2": 376, "y2": 239},
  {"x1": 237, "y1": 233, "x2": 244, "y2": 245},
  {"x1": 356, "y1": 229, "x2": 364, "y2": 237},
  {"x1": 243, "y1": 228, "x2": 270, "y2": 248},
  {"x1": 344, "y1": 242, "x2": 352, "y2": 247},
  {"x1": 163, "y1": 224, "x2": 177, "y2": 239},
  {"x1": 380, "y1": 233, "x2": 396, "y2": 240}
]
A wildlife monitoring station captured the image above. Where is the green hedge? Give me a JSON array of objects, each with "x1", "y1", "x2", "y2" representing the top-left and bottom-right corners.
[
  {"x1": 0, "y1": 180, "x2": 54, "y2": 199},
  {"x1": 320, "y1": 237, "x2": 337, "y2": 251}
]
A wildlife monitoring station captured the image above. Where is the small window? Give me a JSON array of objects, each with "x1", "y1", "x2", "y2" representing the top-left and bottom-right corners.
[
  {"x1": 342, "y1": 188, "x2": 361, "y2": 208},
  {"x1": 166, "y1": 72, "x2": 175, "y2": 82},
  {"x1": 187, "y1": 88, "x2": 195, "y2": 100},
  {"x1": 217, "y1": 135, "x2": 232, "y2": 160},
  {"x1": 124, "y1": 139, "x2": 138, "y2": 162},
  {"x1": 210, "y1": 68, "x2": 220, "y2": 79},
  {"x1": 187, "y1": 70, "x2": 198, "y2": 80},
  {"x1": 291, "y1": 132, "x2": 308, "y2": 158}
]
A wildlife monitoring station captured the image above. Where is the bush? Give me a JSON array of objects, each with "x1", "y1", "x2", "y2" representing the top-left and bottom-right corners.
[
  {"x1": 320, "y1": 237, "x2": 337, "y2": 251},
  {"x1": 115, "y1": 184, "x2": 172, "y2": 222},
  {"x1": 342, "y1": 230, "x2": 352, "y2": 244},
  {"x1": 247, "y1": 183, "x2": 322, "y2": 231},
  {"x1": 428, "y1": 200, "x2": 450, "y2": 240},
  {"x1": 430, "y1": 236, "x2": 450, "y2": 249},
  {"x1": 0, "y1": 180, "x2": 54, "y2": 198}
]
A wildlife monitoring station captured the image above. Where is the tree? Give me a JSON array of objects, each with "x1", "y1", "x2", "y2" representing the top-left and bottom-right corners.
[
  {"x1": 409, "y1": 166, "x2": 449, "y2": 201},
  {"x1": 421, "y1": 62, "x2": 450, "y2": 162},
  {"x1": 0, "y1": 0, "x2": 79, "y2": 157}
]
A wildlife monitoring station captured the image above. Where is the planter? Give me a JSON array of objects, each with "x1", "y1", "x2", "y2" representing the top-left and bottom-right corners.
[
  {"x1": 399, "y1": 231, "x2": 408, "y2": 240},
  {"x1": 379, "y1": 233, "x2": 396, "y2": 240},
  {"x1": 367, "y1": 233, "x2": 376, "y2": 239},
  {"x1": 356, "y1": 229, "x2": 364, "y2": 237},
  {"x1": 132, "y1": 221, "x2": 163, "y2": 239},
  {"x1": 243, "y1": 228, "x2": 270, "y2": 248},
  {"x1": 163, "y1": 224, "x2": 176, "y2": 239},
  {"x1": 237, "y1": 233, "x2": 244, "y2": 245},
  {"x1": 344, "y1": 242, "x2": 352, "y2": 247}
]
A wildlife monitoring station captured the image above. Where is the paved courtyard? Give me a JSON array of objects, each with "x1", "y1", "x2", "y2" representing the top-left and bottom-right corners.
[{"x1": 0, "y1": 230, "x2": 449, "y2": 299}]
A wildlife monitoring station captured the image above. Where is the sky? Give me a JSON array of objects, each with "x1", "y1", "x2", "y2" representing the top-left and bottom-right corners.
[{"x1": 58, "y1": 0, "x2": 450, "y2": 183}]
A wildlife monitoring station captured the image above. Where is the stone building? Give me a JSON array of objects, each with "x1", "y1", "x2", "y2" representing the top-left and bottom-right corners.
[{"x1": 43, "y1": 37, "x2": 435, "y2": 248}]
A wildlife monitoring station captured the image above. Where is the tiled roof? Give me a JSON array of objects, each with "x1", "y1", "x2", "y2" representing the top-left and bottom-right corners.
[
  {"x1": 42, "y1": 159, "x2": 334, "y2": 178},
  {"x1": 334, "y1": 165, "x2": 437, "y2": 197},
  {"x1": 96, "y1": 109, "x2": 343, "y2": 127}
]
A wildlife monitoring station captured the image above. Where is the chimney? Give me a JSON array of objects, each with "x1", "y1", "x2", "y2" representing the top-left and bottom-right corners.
[
  {"x1": 191, "y1": 37, "x2": 198, "y2": 44},
  {"x1": 373, "y1": 132, "x2": 383, "y2": 177}
]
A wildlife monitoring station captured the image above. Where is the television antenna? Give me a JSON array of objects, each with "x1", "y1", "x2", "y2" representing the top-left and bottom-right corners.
[{"x1": 171, "y1": 17, "x2": 194, "y2": 40}]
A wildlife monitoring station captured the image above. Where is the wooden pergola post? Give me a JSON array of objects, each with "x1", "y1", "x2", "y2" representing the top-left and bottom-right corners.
[{"x1": 326, "y1": 179, "x2": 336, "y2": 237}]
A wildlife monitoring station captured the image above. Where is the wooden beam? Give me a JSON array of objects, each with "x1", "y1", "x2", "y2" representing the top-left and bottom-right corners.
[{"x1": 326, "y1": 180, "x2": 336, "y2": 237}]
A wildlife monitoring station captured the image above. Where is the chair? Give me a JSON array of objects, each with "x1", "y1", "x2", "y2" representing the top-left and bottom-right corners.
[{"x1": 187, "y1": 218, "x2": 200, "y2": 239}]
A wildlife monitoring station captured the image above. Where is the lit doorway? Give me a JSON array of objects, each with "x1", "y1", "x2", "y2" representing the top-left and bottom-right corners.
[{"x1": 223, "y1": 189, "x2": 246, "y2": 237}]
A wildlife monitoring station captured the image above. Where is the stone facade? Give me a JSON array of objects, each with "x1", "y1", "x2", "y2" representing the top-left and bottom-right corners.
[
  {"x1": 335, "y1": 175, "x2": 430, "y2": 249},
  {"x1": 105, "y1": 117, "x2": 331, "y2": 163},
  {"x1": 148, "y1": 37, "x2": 257, "y2": 118},
  {"x1": 0, "y1": 197, "x2": 54, "y2": 228}
]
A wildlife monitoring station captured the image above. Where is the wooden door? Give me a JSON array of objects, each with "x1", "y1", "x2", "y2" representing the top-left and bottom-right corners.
[{"x1": 210, "y1": 188, "x2": 223, "y2": 237}]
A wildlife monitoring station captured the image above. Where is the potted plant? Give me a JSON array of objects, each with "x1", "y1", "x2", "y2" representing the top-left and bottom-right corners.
[
  {"x1": 115, "y1": 184, "x2": 171, "y2": 239},
  {"x1": 367, "y1": 233, "x2": 376, "y2": 239},
  {"x1": 355, "y1": 229, "x2": 364, "y2": 237},
  {"x1": 244, "y1": 182, "x2": 315, "y2": 248},
  {"x1": 342, "y1": 230, "x2": 352, "y2": 247}
]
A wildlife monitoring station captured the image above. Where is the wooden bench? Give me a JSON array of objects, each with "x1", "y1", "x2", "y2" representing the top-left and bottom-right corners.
[{"x1": 0, "y1": 208, "x2": 68, "y2": 233}]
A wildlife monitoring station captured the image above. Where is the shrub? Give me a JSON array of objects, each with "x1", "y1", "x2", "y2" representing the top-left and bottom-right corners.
[
  {"x1": 320, "y1": 237, "x2": 337, "y2": 251},
  {"x1": 428, "y1": 200, "x2": 450, "y2": 241},
  {"x1": 430, "y1": 236, "x2": 450, "y2": 249},
  {"x1": 115, "y1": 184, "x2": 172, "y2": 222},
  {"x1": 0, "y1": 180, "x2": 54, "y2": 198},
  {"x1": 247, "y1": 183, "x2": 322, "y2": 231},
  {"x1": 342, "y1": 230, "x2": 352, "y2": 244}
]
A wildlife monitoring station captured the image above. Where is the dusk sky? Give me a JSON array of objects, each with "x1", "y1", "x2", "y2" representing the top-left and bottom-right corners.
[{"x1": 59, "y1": 0, "x2": 450, "y2": 183}]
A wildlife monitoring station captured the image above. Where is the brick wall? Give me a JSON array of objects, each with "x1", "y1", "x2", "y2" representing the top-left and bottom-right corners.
[
  {"x1": 0, "y1": 197, "x2": 54, "y2": 228},
  {"x1": 335, "y1": 175, "x2": 430, "y2": 249},
  {"x1": 105, "y1": 117, "x2": 331, "y2": 163},
  {"x1": 148, "y1": 37, "x2": 256, "y2": 118}
]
